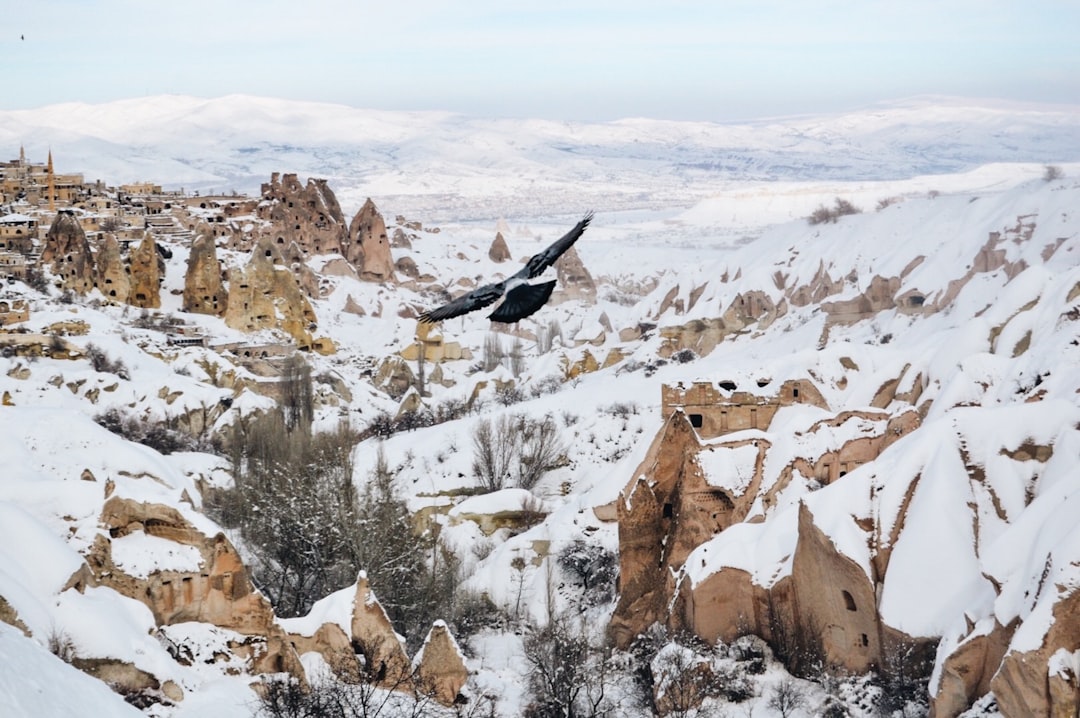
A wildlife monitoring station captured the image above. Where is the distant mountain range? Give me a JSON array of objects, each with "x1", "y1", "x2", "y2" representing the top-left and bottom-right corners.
[{"x1": 2, "y1": 94, "x2": 1080, "y2": 222}]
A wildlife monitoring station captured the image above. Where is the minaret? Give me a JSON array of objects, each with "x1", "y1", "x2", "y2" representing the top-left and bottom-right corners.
[
  {"x1": 19, "y1": 145, "x2": 26, "y2": 166},
  {"x1": 47, "y1": 149, "x2": 56, "y2": 212}
]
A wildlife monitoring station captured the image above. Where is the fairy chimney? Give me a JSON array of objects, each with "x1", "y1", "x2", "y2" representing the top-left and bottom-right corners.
[
  {"x1": 257, "y1": 173, "x2": 347, "y2": 255},
  {"x1": 128, "y1": 232, "x2": 162, "y2": 309},
  {"x1": 95, "y1": 234, "x2": 130, "y2": 303},
  {"x1": 41, "y1": 210, "x2": 95, "y2": 294},
  {"x1": 351, "y1": 574, "x2": 413, "y2": 688},
  {"x1": 415, "y1": 621, "x2": 470, "y2": 706},
  {"x1": 489, "y1": 232, "x2": 511, "y2": 262},
  {"x1": 344, "y1": 198, "x2": 395, "y2": 282},
  {"x1": 183, "y1": 231, "x2": 227, "y2": 316}
]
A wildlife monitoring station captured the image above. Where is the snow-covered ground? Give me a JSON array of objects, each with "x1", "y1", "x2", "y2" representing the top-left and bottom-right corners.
[{"x1": 2, "y1": 94, "x2": 1080, "y2": 716}]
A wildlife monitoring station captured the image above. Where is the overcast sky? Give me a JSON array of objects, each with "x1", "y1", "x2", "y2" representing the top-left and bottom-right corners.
[{"x1": 3, "y1": 0, "x2": 1078, "y2": 121}]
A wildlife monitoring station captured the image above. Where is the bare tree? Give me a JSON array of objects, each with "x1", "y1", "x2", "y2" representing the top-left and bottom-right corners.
[
  {"x1": 767, "y1": 678, "x2": 808, "y2": 718},
  {"x1": 523, "y1": 616, "x2": 620, "y2": 718},
  {"x1": 471, "y1": 413, "x2": 565, "y2": 492},
  {"x1": 1043, "y1": 164, "x2": 1064, "y2": 182},
  {"x1": 280, "y1": 353, "x2": 314, "y2": 431}
]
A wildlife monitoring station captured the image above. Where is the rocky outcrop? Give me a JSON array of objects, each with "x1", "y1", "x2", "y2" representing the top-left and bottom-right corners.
[
  {"x1": 488, "y1": 232, "x2": 511, "y2": 262},
  {"x1": 256, "y1": 172, "x2": 347, "y2": 255},
  {"x1": 77, "y1": 496, "x2": 305, "y2": 681},
  {"x1": 658, "y1": 291, "x2": 787, "y2": 358},
  {"x1": 224, "y1": 238, "x2": 317, "y2": 348},
  {"x1": 127, "y1": 232, "x2": 162, "y2": 309},
  {"x1": 183, "y1": 232, "x2": 227, "y2": 316},
  {"x1": 415, "y1": 621, "x2": 469, "y2": 706},
  {"x1": 344, "y1": 199, "x2": 395, "y2": 282},
  {"x1": 552, "y1": 245, "x2": 597, "y2": 305},
  {"x1": 611, "y1": 393, "x2": 927, "y2": 681},
  {"x1": 41, "y1": 210, "x2": 95, "y2": 294},
  {"x1": 95, "y1": 234, "x2": 130, "y2": 303},
  {"x1": 351, "y1": 575, "x2": 413, "y2": 688}
]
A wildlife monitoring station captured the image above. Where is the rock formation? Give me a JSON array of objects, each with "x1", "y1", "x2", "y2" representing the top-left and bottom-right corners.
[
  {"x1": 610, "y1": 381, "x2": 924, "y2": 680},
  {"x1": 41, "y1": 210, "x2": 95, "y2": 294},
  {"x1": 224, "y1": 237, "x2": 317, "y2": 348},
  {"x1": 551, "y1": 245, "x2": 597, "y2": 305},
  {"x1": 351, "y1": 575, "x2": 414, "y2": 688},
  {"x1": 183, "y1": 231, "x2": 227, "y2": 316},
  {"x1": 414, "y1": 621, "x2": 469, "y2": 706},
  {"x1": 344, "y1": 198, "x2": 395, "y2": 282},
  {"x1": 127, "y1": 232, "x2": 161, "y2": 309},
  {"x1": 79, "y1": 496, "x2": 305, "y2": 683},
  {"x1": 255, "y1": 172, "x2": 348, "y2": 255},
  {"x1": 95, "y1": 234, "x2": 130, "y2": 303},
  {"x1": 488, "y1": 231, "x2": 511, "y2": 262}
]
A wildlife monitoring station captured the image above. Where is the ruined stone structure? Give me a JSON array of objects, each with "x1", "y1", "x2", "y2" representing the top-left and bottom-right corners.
[
  {"x1": 183, "y1": 232, "x2": 227, "y2": 316},
  {"x1": 661, "y1": 378, "x2": 828, "y2": 440},
  {"x1": 0, "y1": 298, "x2": 30, "y2": 326},
  {"x1": 256, "y1": 172, "x2": 348, "y2": 255},
  {"x1": 344, "y1": 198, "x2": 395, "y2": 282}
]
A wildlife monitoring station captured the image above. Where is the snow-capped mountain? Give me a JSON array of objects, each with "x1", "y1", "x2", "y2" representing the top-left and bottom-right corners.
[{"x1": 4, "y1": 94, "x2": 1080, "y2": 222}]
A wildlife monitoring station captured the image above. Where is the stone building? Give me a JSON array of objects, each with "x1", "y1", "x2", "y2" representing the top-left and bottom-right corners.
[
  {"x1": 661, "y1": 378, "x2": 828, "y2": 439},
  {"x1": 0, "y1": 213, "x2": 38, "y2": 253},
  {"x1": 0, "y1": 297, "x2": 29, "y2": 325}
]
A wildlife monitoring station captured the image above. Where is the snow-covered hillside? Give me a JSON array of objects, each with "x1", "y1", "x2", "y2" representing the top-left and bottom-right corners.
[
  {"x1": 2, "y1": 95, "x2": 1080, "y2": 717},
  {"x1": 4, "y1": 94, "x2": 1080, "y2": 223}
]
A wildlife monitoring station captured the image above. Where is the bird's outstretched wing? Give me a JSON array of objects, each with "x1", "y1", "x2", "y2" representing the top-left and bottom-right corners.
[
  {"x1": 418, "y1": 281, "x2": 505, "y2": 323},
  {"x1": 488, "y1": 280, "x2": 557, "y2": 323},
  {"x1": 516, "y1": 211, "x2": 593, "y2": 281}
]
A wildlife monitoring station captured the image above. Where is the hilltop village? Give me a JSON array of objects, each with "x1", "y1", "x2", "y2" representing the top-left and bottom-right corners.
[{"x1": 2, "y1": 145, "x2": 1079, "y2": 718}]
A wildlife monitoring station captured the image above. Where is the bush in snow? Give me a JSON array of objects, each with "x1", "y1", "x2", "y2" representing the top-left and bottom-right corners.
[
  {"x1": 807, "y1": 197, "x2": 862, "y2": 225},
  {"x1": 522, "y1": 616, "x2": 627, "y2": 718},
  {"x1": 556, "y1": 539, "x2": 618, "y2": 608},
  {"x1": 767, "y1": 678, "x2": 808, "y2": 718},
  {"x1": 471, "y1": 413, "x2": 565, "y2": 492},
  {"x1": 94, "y1": 407, "x2": 204, "y2": 455},
  {"x1": 84, "y1": 342, "x2": 130, "y2": 379}
]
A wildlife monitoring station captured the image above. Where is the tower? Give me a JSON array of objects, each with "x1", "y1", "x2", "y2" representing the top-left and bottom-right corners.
[{"x1": 47, "y1": 149, "x2": 55, "y2": 212}]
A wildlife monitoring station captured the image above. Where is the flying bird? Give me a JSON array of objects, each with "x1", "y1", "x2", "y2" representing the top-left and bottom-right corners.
[{"x1": 418, "y1": 211, "x2": 593, "y2": 324}]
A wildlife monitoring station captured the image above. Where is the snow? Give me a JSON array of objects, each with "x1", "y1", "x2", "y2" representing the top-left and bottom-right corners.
[
  {"x1": 0, "y1": 623, "x2": 143, "y2": 718},
  {"x1": 1, "y1": 94, "x2": 1080, "y2": 715},
  {"x1": 110, "y1": 532, "x2": 204, "y2": 579}
]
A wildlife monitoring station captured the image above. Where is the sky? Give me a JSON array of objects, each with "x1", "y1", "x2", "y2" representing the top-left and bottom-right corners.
[{"x1": 3, "y1": 0, "x2": 1079, "y2": 122}]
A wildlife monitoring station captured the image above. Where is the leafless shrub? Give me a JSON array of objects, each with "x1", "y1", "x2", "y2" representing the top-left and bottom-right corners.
[
  {"x1": 767, "y1": 678, "x2": 808, "y2": 718},
  {"x1": 808, "y1": 198, "x2": 862, "y2": 225},
  {"x1": 47, "y1": 627, "x2": 77, "y2": 664},
  {"x1": 536, "y1": 318, "x2": 564, "y2": 353},
  {"x1": 482, "y1": 333, "x2": 504, "y2": 372},
  {"x1": 84, "y1": 342, "x2": 130, "y2": 379},
  {"x1": 471, "y1": 413, "x2": 565, "y2": 492},
  {"x1": 1043, "y1": 164, "x2": 1064, "y2": 182}
]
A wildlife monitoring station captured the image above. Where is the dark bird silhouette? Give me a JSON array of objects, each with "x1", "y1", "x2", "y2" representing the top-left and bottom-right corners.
[{"x1": 418, "y1": 211, "x2": 593, "y2": 324}]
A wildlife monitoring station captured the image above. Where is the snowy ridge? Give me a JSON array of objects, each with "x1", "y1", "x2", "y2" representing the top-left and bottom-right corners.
[{"x1": 4, "y1": 94, "x2": 1080, "y2": 222}]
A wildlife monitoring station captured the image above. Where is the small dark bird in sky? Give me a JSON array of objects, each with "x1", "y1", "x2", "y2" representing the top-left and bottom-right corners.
[{"x1": 418, "y1": 211, "x2": 593, "y2": 324}]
